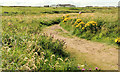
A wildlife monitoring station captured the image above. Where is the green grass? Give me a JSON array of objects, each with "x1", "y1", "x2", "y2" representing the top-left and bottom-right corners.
[
  {"x1": 2, "y1": 14, "x2": 78, "y2": 70},
  {"x1": 55, "y1": 29, "x2": 73, "y2": 38},
  {"x1": 55, "y1": 29, "x2": 63, "y2": 32},
  {"x1": 60, "y1": 12, "x2": 119, "y2": 47},
  {"x1": 2, "y1": 6, "x2": 117, "y2": 16},
  {"x1": 59, "y1": 33, "x2": 73, "y2": 38},
  {"x1": 2, "y1": 6, "x2": 118, "y2": 70}
]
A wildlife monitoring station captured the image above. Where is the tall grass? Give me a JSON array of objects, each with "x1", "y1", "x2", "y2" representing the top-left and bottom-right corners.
[{"x1": 2, "y1": 15, "x2": 78, "y2": 70}]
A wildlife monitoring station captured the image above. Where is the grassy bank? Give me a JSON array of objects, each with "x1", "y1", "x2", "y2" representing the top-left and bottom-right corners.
[{"x1": 60, "y1": 12, "x2": 119, "y2": 46}]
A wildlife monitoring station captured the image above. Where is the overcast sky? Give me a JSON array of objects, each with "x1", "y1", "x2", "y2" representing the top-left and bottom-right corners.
[{"x1": 0, "y1": 0, "x2": 119, "y2": 7}]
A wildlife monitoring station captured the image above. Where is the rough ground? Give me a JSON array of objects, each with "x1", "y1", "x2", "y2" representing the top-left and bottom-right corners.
[{"x1": 43, "y1": 24, "x2": 118, "y2": 70}]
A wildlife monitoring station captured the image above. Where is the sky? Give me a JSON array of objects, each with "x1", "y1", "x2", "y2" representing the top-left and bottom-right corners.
[{"x1": 0, "y1": 0, "x2": 119, "y2": 7}]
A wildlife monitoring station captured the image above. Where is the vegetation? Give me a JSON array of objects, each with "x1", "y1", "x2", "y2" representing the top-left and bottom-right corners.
[
  {"x1": 2, "y1": 14, "x2": 79, "y2": 70},
  {"x1": 60, "y1": 12, "x2": 119, "y2": 46},
  {"x1": 1, "y1": 6, "x2": 118, "y2": 70},
  {"x1": 2, "y1": 6, "x2": 117, "y2": 16}
]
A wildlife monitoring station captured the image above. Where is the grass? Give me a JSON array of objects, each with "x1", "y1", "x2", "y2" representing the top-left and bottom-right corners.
[
  {"x1": 1, "y1": 6, "x2": 119, "y2": 70},
  {"x1": 65, "y1": 46, "x2": 99, "y2": 70},
  {"x1": 59, "y1": 33, "x2": 73, "y2": 38},
  {"x1": 55, "y1": 29, "x2": 73, "y2": 38},
  {"x1": 2, "y1": 13, "x2": 79, "y2": 70},
  {"x1": 55, "y1": 29, "x2": 63, "y2": 32},
  {"x1": 60, "y1": 12, "x2": 119, "y2": 47},
  {"x1": 2, "y1": 6, "x2": 117, "y2": 16}
]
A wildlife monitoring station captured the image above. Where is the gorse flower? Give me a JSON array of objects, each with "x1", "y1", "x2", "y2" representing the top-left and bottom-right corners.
[
  {"x1": 115, "y1": 37, "x2": 120, "y2": 43},
  {"x1": 85, "y1": 23, "x2": 90, "y2": 27},
  {"x1": 76, "y1": 19, "x2": 82, "y2": 22},
  {"x1": 73, "y1": 19, "x2": 82, "y2": 26},
  {"x1": 115, "y1": 37, "x2": 120, "y2": 45},
  {"x1": 80, "y1": 21, "x2": 85, "y2": 25},
  {"x1": 82, "y1": 27, "x2": 85, "y2": 30},
  {"x1": 62, "y1": 14, "x2": 70, "y2": 20},
  {"x1": 73, "y1": 19, "x2": 85, "y2": 28},
  {"x1": 65, "y1": 14, "x2": 70, "y2": 18},
  {"x1": 76, "y1": 25, "x2": 79, "y2": 28},
  {"x1": 63, "y1": 18, "x2": 71, "y2": 22},
  {"x1": 85, "y1": 21, "x2": 97, "y2": 27}
]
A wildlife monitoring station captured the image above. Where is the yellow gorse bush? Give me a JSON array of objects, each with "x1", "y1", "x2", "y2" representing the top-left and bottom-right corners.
[
  {"x1": 62, "y1": 14, "x2": 70, "y2": 20},
  {"x1": 65, "y1": 14, "x2": 69, "y2": 18},
  {"x1": 73, "y1": 19, "x2": 82, "y2": 26},
  {"x1": 75, "y1": 21, "x2": 85, "y2": 28},
  {"x1": 82, "y1": 27, "x2": 85, "y2": 30},
  {"x1": 115, "y1": 37, "x2": 120, "y2": 43},
  {"x1": 76, "y1": 19, "x2": 82, "y2": 22},
  {"x1": 61, "y1": 15, "x2": 98, "y2": 32},
  {"x1": 62, "y1": 14, "x2": 71, "y2": 22},
  {"x1": 63, "y1": 18, "x2": 71, "y2": 22},
  {"x1": 85, "y1": 21, "x2": 97, "y2": 27}
]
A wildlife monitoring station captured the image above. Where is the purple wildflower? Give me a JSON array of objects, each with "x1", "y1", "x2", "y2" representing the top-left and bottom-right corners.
[
  {"x1": 96, "y1": 67, "x2": 98, "y2": 70},
  {"x1": 89, "y1": 68, "x2": 91, "y2": 71},
  {"x1": 79, "y1": 12, "x2": 82, "y2": 14},
  {"x1": 82, "y1": 68, "x2": 85, "y2": 71}
]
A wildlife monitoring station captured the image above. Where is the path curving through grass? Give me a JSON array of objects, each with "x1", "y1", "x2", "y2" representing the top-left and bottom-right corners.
[{"x1": 43, "y1": 24, "x2": 118, "y2": 70}]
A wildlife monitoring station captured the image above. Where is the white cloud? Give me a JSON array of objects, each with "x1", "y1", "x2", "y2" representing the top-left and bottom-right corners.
[{"x1": 0, "y1": 0, "x2": 119, "y2": 6}]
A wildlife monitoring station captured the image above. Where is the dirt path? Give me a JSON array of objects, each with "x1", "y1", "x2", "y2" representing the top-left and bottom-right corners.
[{"x1": 43, "y1": 24, "x2": 118, "y2": 70}]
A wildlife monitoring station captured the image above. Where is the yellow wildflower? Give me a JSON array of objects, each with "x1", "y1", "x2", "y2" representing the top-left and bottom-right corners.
[
  {"x1": 74, "y1": 22, "x2": 78, "y2": 25},
  {"x1": 86, "y1": 21, "x2": 97, "y2": 26},
  {"x1": 65, "y1": 14, "x2": 69, "y2": 18},
  {"x1": 63, "y1": 17, "x2": 71, "y2": 22},
  {"x1": 80, "y1": 21, "x2": 85, "y2": 24},
  {"x1": 115, "y1": 39, "x2": 118, "y2": 42},
  {"x1": 76, "y1": 19, "x2": 82, "y2": 22},
  {"x1": 85, "y1": 23, "x2": 90, "y2": 27},
  {"x1": 115, "y1": 37, "x2": 120, "y2": 43},
  {"x1": 82, "y1": 27, "x2": 85, "y2": 30},
  {"x1": 76, "y1": 25, "x2": 79, "y2": 28}
]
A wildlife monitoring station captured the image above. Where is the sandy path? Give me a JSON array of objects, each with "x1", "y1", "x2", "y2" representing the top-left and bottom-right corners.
[{"x1": 43, "y1": 24, "x2": 118, "y2": 70}]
